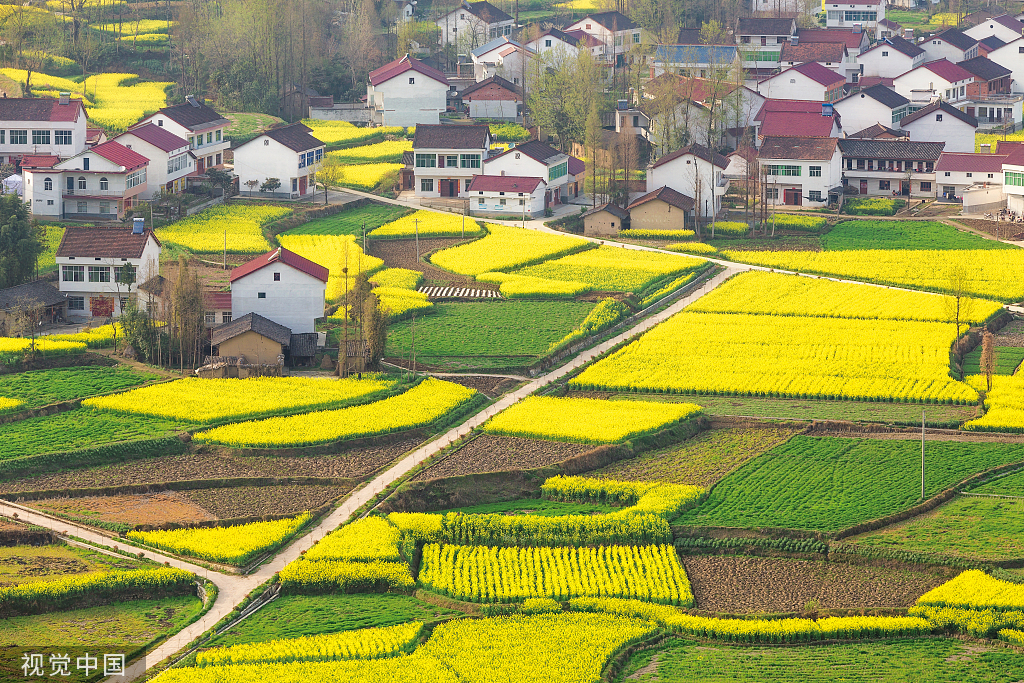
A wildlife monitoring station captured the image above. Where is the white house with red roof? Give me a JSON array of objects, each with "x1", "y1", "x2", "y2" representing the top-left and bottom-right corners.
[
  {"x1": 893, "y1": 59, "x2": 976, "y2": 105},
  {"x1": 113, "y1": 123, "x2": 193, "y2": 199},
  {"x1": 753, "y1": 99, "x2": 842, "y2": 145},
  {"x1": 367, "y1": 55, "x2": 449, "y2": 127},
  {"x1": 755, "y1": 62, "x2": 846, "y2": 102},
  {"x1": 935, "y1": 151, "x2": 1006, "y2": 198},
  {"x1": 23, "y1": 141, "x2": 149, "y2": 220},
  {"x1": 135, "y1": 96, "x2": 230, "y2": 174},
  {"x1": 467, "y1": 175, "x2": 546, "y2": 216},
  {"x1": 482, "y1": 140, "x2": 581, "y2": 205},
  {"x1": 229, "y1": 247, "x2": 329, "y2": 334},
  {"x1": 0, "y1": 95, "x2": 88, "y2": 165},
  {"x1": 824, "y1": 0, "x2": 886, "y2": 39},
  {"x1": 758, "y1": 136, "x2": 843, "y2": 208}
]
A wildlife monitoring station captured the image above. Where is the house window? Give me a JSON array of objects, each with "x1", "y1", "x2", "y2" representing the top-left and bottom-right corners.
[
  {"x1": 207, "y1": 132, "x2": 213, "y2": 144},
  {"x1": 100, "y1": 177, "x2": 108, "y2": 190},
  {"x1": 460, "y1": 154, "x2": 481, "y2": 168},
  {"x1": 409, "y1": 77, "x2": 416, "y2": 84},
  {"x1": 158, "y1": 120, "x2": 163, "y2": 126},
  {"x1": 47, "y1": 200, "x2": 53, "y2": 205},
  {"x1": 62, "y1": 265, "x2": 84, "y2": 282},
  {"x1": 809, "y1": 166, "x2": 822, "y2": 177},
  {"x1": 944, "y1": 171, "x2": 951, "y2": 177},
  {"x1": 633, "y1": 115, "x2": 639, "y2": 127},
  {"x1": 32, "y1": 130, "x2": 50, "y2": 145},
  {"x1": 879, "y1": 180, "x2": 890, "y2": 190},
  {"x1": 216, "y1": 130, "x2": 222, "y2": 142},
  {"x1": 55, "y1": 130, "x2": 72, "y2": 145},
  {"x1": 882, "y1": 51, "x2": 888, "y2": 56},
  {"x1": 83, "y1": 157, "x2": 89, "y2": 170},
  {"x1": 112, "y1": 265, "x2": 134, "y2": 283},
  {"x1": 292, "y1": 178, "x2": 298, "y2": 191},
  {"x1": 77, "y1": 201, "x2": 87, "y2": 213},
  {"x1": 43, "y1": 177, "x2": 52, "y2": 190},
  {"x1": 633, "y1": 32, "x2": 641, "y2": 43},
  {"x1": 258, "y1": 292, "x2": 266, "y2": 299},
  {"x1": 216, "y1": 153, "x2": 222, "y2": 165},
  {"x1": 920, "y1": 181, "x2": 931, "y2": 192},
  {"x1": 545, "y1": 39, "x2": 552, "y2": 47},
  {"x1": 766, "y1": 188, "x2": 779, "y2": 199},
  {"x1": 465, "y1": 179, "x2": 472, "y2": 192},
  {"x1": 78, "y1": 177, "x2": 86, "y2": 190},
  {"x1": 809, "y1": 190, "x2": 822, "y2": 201},
  {"x1": 222, "y1": 312, "x2": 232, "y2": 323},
  {"x1": 88, "y1": 266, "x2": 110, "y2": 282},
  {"x1": 445, "y1": 155, "x2": 459, "y2": 167},
  {"x1": 99, "y1": 201, "x2": 110, "y2": 214},
  {"x1": 479, "y1": 198, "x2": 486, "y2": 206},
  {"x1": 421, "y1": 178, "x2": 434, "y2": 192},
  {"x1": 274, "y1": 272, "x2": 281, "y2": 281},
  {"x1": 499, "y1": 198, "x2": 506, "y2": 206},
  {"x1": 0, "y1": 130, "x2": 5, "y2": 143},
  {"x1": 1020, "y1": 46, "x2": 1024, "y2": 53},
  {"x1": 205, "y1": 311, "x2": 216, "y2": 324},
  {"x1": 189, "y1": 136, "x2": 195, "y2": 147},
  {"x1": 936, "y1": 114, "x2": 943, "y2": 121},
  {"x1": 126, "y1": 169, "x2": 146, "y2": 189},
  {"x1": 549, "y1": 161, "x2": 568, "y2": 180},
  {"x1": 67, "y1": 296, "x2": 85, "y2": 311},
  {"x1": 988, "y1": 173, "x2": 994, "y2": 178},
  {"x1": 967, "y1": 172, "x2": 973, "y2": 177},
  {"x1": 415, "y1": 154, "x2": 437, "y2": 168},
  {"x1": 765, "y1": 165, "x2": 801, "y2": 176},
  {"x1": 9, "y1": 130, "x2": 26, "y2": 145}
]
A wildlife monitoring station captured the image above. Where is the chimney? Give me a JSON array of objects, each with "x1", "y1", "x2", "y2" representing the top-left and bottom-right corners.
[
  {"x1": 981, "y1": 143, "x2": 992, "y2": 153},
  {"x1": 132, "y1": 217, "x2": 145, "y2": 235},
  {"x1": 58, "y1": 92, "x2": 70, "y2": 105}
]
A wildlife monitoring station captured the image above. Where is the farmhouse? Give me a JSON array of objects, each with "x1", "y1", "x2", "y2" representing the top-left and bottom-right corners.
[
  {"x1": 565, "y1": 11, "x2": 642, "y2": 64},
  {"x1": 0, "y1": 95, "x2": 88, "y2": 165},
  {"x1": 229, "y1": 247, "x2": 329, "y2": 335},
  {"x1": 0, "y1": 281, "x2": 66, "y2": 336},
  {"x1": 824, "y1": 0, "x2": 886, "y2": 39},
  {"x1": 412, "y1": 124, "x2": 491, "y2": 198},
  {"x1": 366, "y1": 55, "x2": 450, "y2": 127},
  {"x1": 232, "y1": 123, "x2": 325, "y2": 199},
  {"x1": 837, "y1": 138, "x2": 944, "y2": 197},
  {"x1": 482, "y1": 140, "x2": 577, "y2": 206},
  {"x1": 582, "y1": 202, "x2": 629, "y2": 237},
  {"x1": 470, "y1": 37, "x2": 532, "y2": 84},
  {"x1": 856, "y1": 36, "x2": 926, "y2": 79},
  {"x1": 920, "y1": 28, "x2": 979, "y2": 64},
  {"x1": 758, "y1": 136, "x2": 842, "y2": 208},
  {"x1": 210, "y1": 312, "x2": 291, "y2": 365},
  {"x1": 832, "y1": 84, "x2": 910, "y2": 137},
  {"x1": 626, "y1": 186, "x2": 695, "y2": 231},
  {"x1": 435, "y1": 1, "x2": 515, "y2": 48},
  {"x1": 113, "y1": 123, "x2": 193, "y2": 199},
  {"x1": 467, "y1": 174, "x2": 546, "y2": 217},
  {"x1": 893, "y1": 59, "x2": 976, "y2": 106},
  {"x1": 136, "y1": 96, "x2": 230, "y2": 174},
  {"x1": 647, "y1": 143, "x2": 729, "y2": 221},
  {"x1": 899, "y1": 101, "x2": 978, "y2": 153},
  {"x1": 755, "y1": 62, "x2": 846, "y2": 103},
  {"x1": 935, "y1": 151, "x2": 1006, "y2": 199}
]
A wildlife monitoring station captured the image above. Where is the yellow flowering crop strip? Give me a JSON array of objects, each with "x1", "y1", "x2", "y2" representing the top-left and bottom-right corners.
[
  {"x1": 638, "y1": 271, "x2": 703, "y2": 308},
  {"x1": 157, "y1": 205, "x2": 291, "y2": 254},
  {"x1": 547, "y1": 298, "x2": 631, "y2": 352},
  {"x1": 521, "y1": 597, "x2": 562, "y2": 614},
  {"x1": 279, "y1": 559, "x2": 415, "y2": 593},
  {"x1": 667, "y1": 242, "x2": 717, "y2": 255},
  {"x1": 516, "y1": 246, "x2": 708, "y2": 294},
  {"x1": 915, "y1": 570, "x2": 1024, "y2": 611},
  {"x1": 163, "y1": 653, "x2": 456, "y2": 683},
  {"x1": 569, "y1": 311, "x2": 977, "y2": 404},
  {"x1": 193, "y1": 378, "x2": 477, "y2": 448},
  {"x1": 964, "y1": 374, "x2": 1024, "y2": 433},
  {"x1": 127, "y1": 513, "x2": 311, "y2": 566},
  {"x1": 278, "y1": 233, "x2": 384, "y2": 301},
  {"x1": 0, "y1": 397, "x2": 23, "y2": 413},
  {"x1": 370, "y1": 210, "x2": 483, "y2": 239},
  {"x1": 0, "y1": 338, "x2": 86, "y2": 365},
  {"x1": 389, "y1": 512, "x2": 443, "y2": 542},
  {"x1": 419, "y1": 543, "x2": 693, "y2": 605},
  {"x1": 1001, "y1": 628, "x2": 1024, "y2": 645},
  {"x1": 371, "y1": 287, "x2": 433, "y2": 320},
  {"x1": 768, "y1": 214, "x2": 827, "y2": 232},
  {"x1": 301, "y1": 119, "x2": 406, "y2": 145},
  {"x1": 84, "y1": 375, "x2": 397, "y2": 424},
  {"x1": 619, "y1": 229, "x2": 695, "y2": 239},
  {"x1": 304, "y1": 517, "x2": 402, "y2": 563},
  {"x1": 540, "y1": 476, "x2": 705, "y2": 519},
  {"x1": 370, "y1": 268, "x2": 423, "y2": 290},
  {"x1": 719, "y1": 248, "x2": 1024, "y2": 303},
  {"x1": 431, "y1": 224, "x2": 590, "y2": 276},
  {"x1": 94, "y1": 19, "x2": 175, "y2": 34},
  {"x1": 196, "y1": 622, "x2": 423, "y2": 667},
  {"x1": 483, "y1": 395, "x2": 702, "y2": 444},
  {"x1": 691, "y1": 271, "x2": 1002, "y2": 323},
  {"x1": 0, "y1": 568, "x2": 193, "y2": 616},
  {"x1": 436, "y1": 510, "x2": 672, "y2": 546},
  {"x1": 45, "y1": 323, "x2": 123, "y2": 348},
  {"x1": 327, "y1": 140, "x2": 411, "y2": 165},
  {"x1": 336, "y1": 162, "x2": 404, "y2": 191},
  {"x1": 709, "y1": 221, "x2": 749, "y2": 236},
  {"x1": 476, "y1": 271, "x2": 591, "y2": 298},
  {"x1": 909, "y1": 604, "x2": 1024, "y2": 638}
]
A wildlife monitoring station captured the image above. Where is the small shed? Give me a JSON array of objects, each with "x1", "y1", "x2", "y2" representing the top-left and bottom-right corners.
[
  {"x1": 289, "y1": 332, "x2": 319, "y2": 367},
  {"x1": 0, "y1": 281, "x2": 66, "y2": 336},
  {"x1": 627, "y1": 186, "x2": 695, "y2": 232},
  {"x1": 582, "y1": 203, "x2": 629, "y2": 237},
  {"x1": 211, "y1": 312, "x2": 291, "y2": 364}
]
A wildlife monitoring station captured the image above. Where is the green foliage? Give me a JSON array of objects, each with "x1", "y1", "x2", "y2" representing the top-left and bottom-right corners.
[
  {"x1": 767, "y1": 214, "x2": 828, "y2": 232},
  {"x1": 962, "y1": 346, "x2": 1024, "y2": 376},
  {"x1": 35, "y1": 224, "x2": 65, "y2": 274},
  {"x1": 674, "y1": 436, "x2": 1024, "y2": 531},
  {"x1": 0, "y1": 435, "x2": 187, "y2": 481},
  {"x1": 282, "y1": 205, "x2": 412, "y2": 236},
  {"x1": 842, "y1": 197, "x2": 906, "y2": 216},
  {"x1": 970, "y1": 469, "x2": 1024, "y2": 495},
  {"x1": 0, "y1": 366, "x2": 159, "y2": 413},
  {"x1": 823, "y1": 220, "x2": 1013, "y2": 251},
  {"x1": 547, "y1": 298, "x2": 631, "y2": 352},
  {"x1": 0, "y1": 194, "x2": 41, "y2": 288}
]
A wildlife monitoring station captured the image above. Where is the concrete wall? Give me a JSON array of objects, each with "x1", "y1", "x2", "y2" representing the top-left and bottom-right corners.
[
  {"x1": 584, "y1": 210, "x2": 624, "y2": 237},
  {"x1": 962, "y1": 185, "x2": 1006, "y2": 213},
  {"x1": 217, "y1": 331, "x2": 283, "y2": 363},
  {"x1": 368, "y1": 77, "x2": 448, "y2": 127}
]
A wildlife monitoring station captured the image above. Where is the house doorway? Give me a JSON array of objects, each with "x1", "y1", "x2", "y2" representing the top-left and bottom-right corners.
[
  {"x1": 440, "y1": 179, "x2": 459, "y2": 197},
  {"x1": 299, "y1": 176, "x2": 307, "y2": 195},
  {"x1": 859, "y1": 180, "x2": 868, "y2": 195},
  {"x1": 784, "y1": 188, "x2": 801, "y2": 206},
  {"x1": 901, "y1": 181, "x2": 910, "y2": 196}
]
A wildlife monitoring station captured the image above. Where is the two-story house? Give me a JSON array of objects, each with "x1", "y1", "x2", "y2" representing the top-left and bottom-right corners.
[
  {"x1": 55, "y1": 222, "x2": 161, "y2": 319},
  {"x1": 482, "y1": 140, "x2": 579, "y2": 206},
  {"x1": 736, "y1": 17, "x2": 796, "y2": 75},
  {"x1": 800, "y1": 28, "x2": 871, "y2": 60},
  {"x1": 23, "y1": 141, "x2": 149, "y2": 220},
  {"x1": 920, "y1": 29, "x2": 980, "y2": 64},
  {"x1": 756, "y1": 62, "x2": 846, "y2": 102},
  {"x1": 135, "y1": 96, "x2": 229, "y2": 174},
  {"x1": 525, "y1": 28, "x2": 600, "y2": 66},
  {"x1": 899, "y1": 100, "x2": 978, "y2": 152},
  {"x1": 412, "y1": 124, "x2": 491, "y2": 197},
  {"x1": 857, "y1": 36, "x2": 926, "y2": 79},
  {"x1": 470, "y1": 37, "x2": 532, "y2": 85},
  {"x1": 999, "y1": 142, "x2": 1024, "y2": 213},
  {"x1": 366, "y1": 55, "x2": 449, "y2": 127},
  {"x1": 984, "y1": 38, "x2": 1024, "y2": 91},
  {"x1": 964, "y1": 14, "x2": 1024, "y2": 45},
  {"x1": 959, "y1": 56, "x2": 1013, "y2": 98},
  {"x1": 436, "y1": 1, "x2": 515, "y2": 49},
  {"x1": 565, "y1": 11, "x2": 642, "y2": 64},
  {"x1": 0, "y1": 95, "x2": 87, "y2": 166},
  {"x1": 754, "y1": 99, "x2": 843, "y2": 143},
  {"x1": 758, "y1": 136, "x2": 843, "y2": 208},
  {"x1": 837, "y1": 138, "x2": 945, "y2": 196},
  {"x1": 935, "y1": 151, "x2": 1006, "y2": 198},
  {"x1": 651, "y1": 44, "x2": 739, "y2": 78},
  {"x1": 229, "y1": 246, "x2": 328, "y2": 335},
  {"x1": 113, "y1": 124, "x2": 192, "y2": 199},
  {"x1": 893, "y1": 59, "x2": 976, "y2": 106},
  {"x1": 647, "y1": 143, "x2": 729, "y2": 220},
  {"x1": 232, "y1": 123, "x2": 325, "y2": 198},
  {"x1": 779, "y1": 40, "x2": 855, "y2": 82},
  {"x1": 833, "y1": 84, "x2": 910, "y2": 136},
  {"x1": 825, "y1": 0, "x2": 886, "y2": 39}
]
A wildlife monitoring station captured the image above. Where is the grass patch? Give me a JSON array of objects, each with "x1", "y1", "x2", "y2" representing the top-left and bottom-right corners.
[
  {"x1": 673, "y1": 436, "x2": 1024, "y2": 532},
  {"x1": 0, "y1": 366, "x2": 160, "y2": 413},
  {"x1": 0, "y1": 544, "x2": 143, "y2": 586},
  {"x1": 4, "y1": 409, "x2": 190, "y2": 460},
  {"x1": 282, "y1": 204, "x2": 412, "y2": 236},
  {"x1": 224, "y1": 112, "x2": 285, "y2": 144},
  {"x1": 428, "y1": 499, "x2": 619, "y2": 516},
  {"x1": 970, "y1": 468, "x2": 1024, "y2": 496},
  {"x1": 206, "y1": 594, "x2": 465, "y2": 648},
  {"x1": 962, "y1": 347, "x2": 1024, "y2": 376},
  {"x1": 821, "y1": 220, "x2": 1011, "y2": 251},
  {"x1": 36, "y1": 224, "x2": 66, "y2": 275},
  {"x1": 847, "y1": 496, "x2": 1024, "y2": 562}
]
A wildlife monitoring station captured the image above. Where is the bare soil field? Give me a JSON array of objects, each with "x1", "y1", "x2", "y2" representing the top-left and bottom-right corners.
[
  {"x1": 239, "y1": 435, "x2": 425, "y2": 478},
  {"x1": 682, "y1": 556, "x2": 955, "y2": 614},
  {"x1": 367, "y1": 237, "x2": 498, "y2": 290},
  {"x1": 415, "y1": 434, "x2": 590, "y2": 481},
  {"x1": 435, "y1": 375, "x2": 522, "y2": 398},
  {"x1": 994, "y1": 320, "x2": 1024, "y2": 347},
  {"x1": 32, "y1": 491, "x2": 215, "y2": 527},
  {"x1": 179, "y1": 484, "x2": 350, "y2": 519}
]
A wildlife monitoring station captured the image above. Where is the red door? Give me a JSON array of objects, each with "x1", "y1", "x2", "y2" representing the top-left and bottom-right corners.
[
  {"x1": 860, "y1": 180, "x2": 868, "y2": 195},
  {"x1": 299, "y1": 176, "x2": 307, "y2": 195},
  {"x1": 784, "y1": 188, "x2": 801, "y2": 205},
  {"x1": 197, "y1": 158, "x2": 205, "y2": 174}
]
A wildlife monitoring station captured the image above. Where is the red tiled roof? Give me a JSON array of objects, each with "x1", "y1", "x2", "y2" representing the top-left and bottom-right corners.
[
  {"x1": 921, "y1": 59, "x2": 976, "y2": 83},
  {"x1": 204, "y1": 291, "x2": 232, "y2": 309},
  {"x1": 796, "y1": 29, "x2": 867, "y2": 50},
  {"x1": 369, "y1": 55, "x2": 448, "y2": 87},
  {"x1": 0, "y1": 97, "x2": 86, "y2": 123},
  {"x1": 759, "y1": 111, "x2": 837, "y2": 137},
  {"x1": 856, "y1": 76, "x2": 895, "y2": 88},
  {"x1": 564, "y1": 29, "x2": 603, "y2": 47},
  {"x1": 119, "y1": 123, "x2": 189, "y2": 152},
  {"x1": 467, "y1": 175, "x2": 545, "y2": 192},
  {"x1": 759, "y1": 135, "x2": 839, "y2": 160},
  {"x1": 781, "y1": 42, "x2": 846, "y2": 64},
  {"x1": 20, "y1": 155, "x2": 60, "y2": 169},
  {"x1": 997, "y1": 141, "x2": 1024, "y2": 165},
  {"x1": 935, "y1": 151, "x2": 1008, "y2": 172},
  {"x1": 646, "y1": 73, "x2": 743, "y2": 104},
  {"x1": 56, "y1": 227, "x2": 159, "y2": 259},
  {"x1": 755, "y1": 99, "x2": 832, "y2": 119},
  {"x1": 90, "y1": 141, "x2": 150, "y2": 171},
  {"x1": 788, "y1": 61, "x2": 845, "y2": 86},
  {"x1": 230, "y1": 247, "x2": 329, "y2": 284}
]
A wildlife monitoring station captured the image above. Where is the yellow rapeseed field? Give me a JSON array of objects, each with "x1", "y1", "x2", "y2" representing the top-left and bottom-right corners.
[
  {"x1": 157, "y1": 205, "x2": 291, "y2": 254},
  {"x1": 431, "y1": 224, "x2": 589, "y2": 276},
  {"x1": 964, "y1": 374, "x2": 1024, "y2": 433},
  {"x1": 128, "y1": 514, "x2": 311, "y2": 566},
  {"x1": 916, "y1": 570, "x2": 1024, "y2": 611},
  {"x1": 277, "y1": 233, "x2": 384, "y2": 301},
  {"x1": 304, "y1": 517, "x2": 402, "y2": 563},
  {"x1": 516, "y1": 246, "x2": 706, "y2": 293},
  {"x1": 370, "y1": 210, "x2": 483, "y2": 238}
]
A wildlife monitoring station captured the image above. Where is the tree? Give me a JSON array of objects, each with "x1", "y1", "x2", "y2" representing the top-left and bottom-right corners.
[
  {"x1": 120, "y1": 300, "x2": 158, "y2": 364},
  {"x1": 981, "y1": 326, "x2": 995, "y2": 392},
  {"x1": 316, "y1": 164, "x2": 345, "y2": 205},
  {"x1": 170, "y1": 257, "x2": 204, "y2": 372},
  {"x1": 0, "y1": 195, "x2": 41, "y2": 289},
  {"x1": 362, "y1": 293, "x2": 388, "y2": 370},
  {"x1": 942, "y1": 258, "x2": 975, "y2": 342},
  {"x1": 244, "y1": 179, "x2": 260, "y2": 196},
  {"x1": 584, "y1": 102, "x2": 604, "y2": 207},
  {"x1": 260, "y1": 177, "x2": 282, "y2": 193},
  {"x1": 112, "y1": 259, "x2": 137, "y2": 354},
  {"x1": 206, "y1": 168, "x2": 234, "y2": 197}
]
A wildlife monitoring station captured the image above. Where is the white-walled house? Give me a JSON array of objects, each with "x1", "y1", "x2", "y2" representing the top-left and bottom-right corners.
[
  {"x1": 229, "y1": 247, "x2": 329, "y2": 335},
  {"x1": 756, "y1": 62, "x2": 846, "y2": 102},
  {"x1": 833, "y1": 84, "x2": 910, "y2": 136},
  {"x1": 467, "y1": 175, "x2": 546, "y2": 216},
  {"x1": 526, "y1": 28, "x2": 586, "y2": 67},
  {"x1": 412, "y1": 124, "x2": 491, "y2": 197},
  {"x1": 736, "y1": 17, "x2": 797, "y2": 74},
  {"x1": 985, "y1": 39, "x2": 1024, "y2": 93},
  {"x1": 920, "y1": 29, "x2": 980, "y2": 64},
  {"x1": 0, "y1": 95, "x2": 87, "y2": 165},
  {"x1": 648, "y1": 144, "x2": 729, "y2": 220},
  {"x1": 893, "y1": 59, "x2": 976, "y2": 105},
  {"x1": 366, "y1": 55, "x2": 449, "y2": 127},
  {"x1": 935, "y1": 151, "x2": 1006, "y2": 198},
  {"x1": 779, "y1": 40, "x2": 856, "y2": 83},
  {"x1": 824, "y1": 0, "x2": 886, "y2": 39},
  {"x1": 964, "y1": 14, "x2": 1024, "y2": 44},
  {"x1": 135, "y1": 96, "x2": 229, "y2": 174},
  {"x1": 837, "y1": 138, "x2": 944, "y2": 196},
  {"x1": 565, "y1": 11, "x2": 642, "y2": 63},
  {"x1": 482, "y1": 140, "x2": 579, "y2": 205},
  {"x1": 460, "y1": 76, "x2": 521, "y2": 120},
  {"x1": 55, "y1": 223, "x2": 161, "y2": 319},
  {"x1": 232, "y1": 123, "x2": 325, "y2": 198},
  {"x1": 899, "y1": 100, "x2": 978, "y2": 152},
  {"x1": 470, "y1": 37, "x2": 532, "y2": 84},
  {"x1": 113, "y1": 124, "x2": 192, "y2": 199},
  {"x1": 758, "y1": 136, "x2": 842, "y2": 207},
  {"x1": 1000, "y1": 143, "x2": 1024, "y2": 212},
  {"x1": 857, "y1": 36, "x2": 926, "y2": 78},
  {"x1": 436, "y1": 0, "x2": 514, "y2": 49},
  {"x1": 23, "y1": 141, "x2": 149, "y2": 220}
]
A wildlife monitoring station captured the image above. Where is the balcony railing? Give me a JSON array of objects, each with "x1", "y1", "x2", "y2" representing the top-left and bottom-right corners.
[{"x1": 62, "y1": 189, "x2": 125, "y2": 197}]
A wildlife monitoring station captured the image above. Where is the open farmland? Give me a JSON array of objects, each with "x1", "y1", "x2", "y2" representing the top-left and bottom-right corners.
[
  {"x1": 277, "y1": 233, "x2": 384, "y2": 300},
  {"x1": 0, "y1": 366, "x2": 161, "y2": 413},
  {"x1": 155, "y1": 205, "x2": 291, "y2": 254},
  {"x1": 0, "y1": 544, "x2": 143, "y2": 587},
  {"x1": 673, "y1": 437, "x2": 1024, "y2": 531},
  {"x1": 281, "y1": 204, "x2": 411, "y2": 236},
  {"x1": 514, "y1": 247, "x2": 707, "y2": 294},
  {"x1": 415, "y1": 434, "x2": 591, "y2": 481}
]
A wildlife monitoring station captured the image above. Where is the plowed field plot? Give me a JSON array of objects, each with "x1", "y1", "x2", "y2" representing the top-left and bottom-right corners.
[
  {"x1": 178, "y1": 483, "x2": 350, "y2": 519},
  {"x1": 32, "y1": 491, "x2": 215, "y2": 527},
  {"x1": 682, "y1": 556, "x2": 953, "y2": 614},
  {"x1": 0, "y1": 544, "x2": 142, "y2": 587},
  {"x1": 238, "y1": 435, "x2": 425, "y2": 478},
  {"x1": 993, "y1": 319, "x2": 1024, "y2": 346},
  {"x1": 367, "y1": 237, "x2": 494, "y2": 289},
  {"x1": 415, "y1": 434, "x2": 591, "y2": 481},
  {"x1": 434, "y1": 375, "x2": 521, "y2": 398},
  {"x1": 592, "y1": 427, "x2": 797, "y2": 487}
]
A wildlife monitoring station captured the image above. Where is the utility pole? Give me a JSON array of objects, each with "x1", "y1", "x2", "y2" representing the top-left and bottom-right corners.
[
  {"x1": 223, "y1": 228, "x2": 227, "y2": 270},
  {"x1": 921, "y1": 410, "x2": 926, "y2": 499},
  {"x1": 415, "y1": 218, "x2": 420, "y2": 261}
]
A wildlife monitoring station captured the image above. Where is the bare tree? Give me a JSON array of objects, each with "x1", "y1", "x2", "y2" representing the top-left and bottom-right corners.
[
  {"x1": 981, "y1": 326, "x2": 996, "y2": 392},
  {"x1": 942, "y1": 258, "x2": 975, "y2": 341}
]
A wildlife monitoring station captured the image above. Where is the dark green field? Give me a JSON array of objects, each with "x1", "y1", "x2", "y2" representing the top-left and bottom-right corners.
[
  {"x1": 962, "y1": 346, "x2": 1024, "y2": 376},
  {"x1": 820, "y1": 220, "x2": 1011, "y2": 251},
  {"x1": 4, "y1": 409, "x2": 190, "y2": 460},
  {"x1": 970, "y1": 468, "x2": 1024, "y2": 495},
  {"x1": 0, "y1": 367, "x2": 160, "y2": 414},
  {"x1": 281, "y1": 204, "x2": 411, "y2": 236}
]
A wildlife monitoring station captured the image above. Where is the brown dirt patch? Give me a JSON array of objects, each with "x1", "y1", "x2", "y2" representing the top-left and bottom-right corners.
[
  {"x1": 179, "y1": 484, "x2": 350, "y2": 519},
  {"x1": 0, "y1": 555, "x2": 89, "y2": 580},
  {"x1": 683, "y1": 556, "x2": 954, "y2": 614},
  {"x1": 367, "y1": 237, "x2": 499, "y2": 290},
  {"x1": 415, "y1": 434, "x2": 591, "y2": 481},
  {"x1": 994, "y1": 320, "x2": 1024, "y2": 347},
  {"x1": 435, "y1": 375, "x2": 522, "y2": 398},
  {"x1": 31, "y1": 491, "x2": 215, "y2": 526},
  {"x1": 239, "y1": 435, "x2": 424, "y2": 479},
  {"x1": 953, "y1": 217, "x2": 1021, "y2": 240}
]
